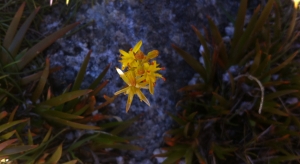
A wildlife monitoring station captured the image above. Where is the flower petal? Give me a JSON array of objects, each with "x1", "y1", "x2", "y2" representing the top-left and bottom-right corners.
[
  {"x1": 149, "y1": 81, "x2": 154, "y2": 95},
  {"x1": 136, "y1": 89, "x2": 150, "y2": 106},
  {"x1": 126, "y1": 92, "x2": 134, "y2": 112},
  {"x1": 116, "y1": 67, "x2": 130, "y2": 85},
  {"x1": 133, "y1": 40, "x2": 142, "y2": 53},
  {"x1": 146, "y1": 50, "x2": 159, "y2": 59},
  {"x1": 114, "y1": 87, "x2": 129, "y2": 95}
]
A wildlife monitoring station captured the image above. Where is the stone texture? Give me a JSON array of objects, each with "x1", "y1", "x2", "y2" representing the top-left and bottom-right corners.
[{"x1": 40, "y1": 0, "x2": 260, "y2": 163}]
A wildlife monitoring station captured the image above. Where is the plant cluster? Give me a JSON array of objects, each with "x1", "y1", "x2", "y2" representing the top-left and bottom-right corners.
[
  {"x1": 0, "y1": 2, "x2": 140, "y2": 163},
  {"x1": 155, "y1": 0, "x2": 300, "y2": 163},
  {"x1": 115, "y1": 40, "x2": 165, "y2": 112}
]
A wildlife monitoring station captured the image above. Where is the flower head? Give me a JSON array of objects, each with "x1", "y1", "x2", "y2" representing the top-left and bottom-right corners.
[
  {"x1": 116, "y1": 40, "x2": 164, "y2": 112},
  {"x1": 114, "y1": 67, "x2": 150, "y2": 112}
]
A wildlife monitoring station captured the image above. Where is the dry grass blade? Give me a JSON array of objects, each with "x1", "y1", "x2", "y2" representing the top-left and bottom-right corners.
[{"x1": 0, "y1": 139, "x2": 17, "y2": 151}]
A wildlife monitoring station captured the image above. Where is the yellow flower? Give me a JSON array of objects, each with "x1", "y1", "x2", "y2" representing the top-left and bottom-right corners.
[
  {"x1": 119, "y1": 40, "x2": 144, "y2": 70},
  {"x1": 139, "y1": 61, "x2": 165, "y2": 94},
  {"x1": 114, "y1": 67, "x2": 150, "y2": 112},
  {"x1": 119, "y1": 40, "x2": 160, "y2": 70}
]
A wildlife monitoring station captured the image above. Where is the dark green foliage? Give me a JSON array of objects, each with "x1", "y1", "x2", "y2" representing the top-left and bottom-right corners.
[{"x1": 159, "y1": 0, "x2": 300, "y2": 163}]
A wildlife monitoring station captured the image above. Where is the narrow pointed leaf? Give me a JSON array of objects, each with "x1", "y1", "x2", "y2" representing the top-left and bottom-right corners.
[
  {"x1": 44, "y1": 110, "x2": 84, "y2": 120},
  {"x1": 162, "y1": 150, "x2": 185, "y2": 164},
  {"x1": 8, "y1": 7, "x2": 40, "y2": 58},
  {"x1": 207, "y1": 17, "x2": 228, "y2": 67},
  {"x1": 267, "y1": 51, "x2": 298, "y2": 75},
  {"x1": 0, "y1": 130, "x2": 16, "y2": 140},
  {"x1": 18, "y1": 22, "x2": 80, "y2": 69},
  {"x1": 20, "y1": 66, "x2": 61, "y2": 86},
  {"x1": 41, "y1": 127, "x2": 52, "y2": 143},
  {"x1": 0, "y1": 119, "x2": 28, "y2": 134},
  {"x1": 172, "y1": 44, "x2": 207, "y2": 81},
  {"x1": 45, "y1": 115, "x2": 100, "y2": 130},
  {"x1": 38, "y1": 90, "x2": 92, "y2": 107},
  {"x1": 62, "y1": 160, "x2": 78, "y2": 164},
  {"x1": 0, "y1": 145, "x2": 37, "y2": 156},
  {"x1": 72, "y1": 50, "x2": 91, "y2": 91},
  {"x1": 0, "y1": 139, "x2": 18, "y2": 151},
  {"x1": 46, "y1": 144, "x2": 62, "y2": 164},
  {"x1": 191, "y1": 25, "x2": 211, "y2": 72},
  {"x1": 32, "y1": 58, "x2": 50, "y2": 102},
  {"x1": 3, "y1": 2, "x2": 25, "y2": 48},
  {"x1": 67, "y1": 134, "x2": 99, "y2": 152},
  {"x1": 231, "y1": 0, "x2": 247, "y2": 49},
  {"x1": 265, "y1": 90, "x2": 298, "y2": 101},
  {"x1": 89, "y1": 64, "x2": 110, "y2": 89}
]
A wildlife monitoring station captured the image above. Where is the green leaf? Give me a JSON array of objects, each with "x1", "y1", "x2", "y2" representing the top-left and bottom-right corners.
[
  {"x1": 20, "y1": 66, "x2": 61, "y2": 86},
  {"x1": 207, "y1": 16, "x2": 228, "y2": 67},
  {"x1": 37, "y1": 90, "x2": 92, "y2": 107},
  {"x1": 43, "y1": 110, "x2": 83, "y2": 120},
  {"x1": 0, "y1": 119, "x2": 28, "y2": 134},
  {"x1": 191, "y1": 25, "x2": 211, "y2": 74},
  {"x1": 265, "y1": 90, "x2": 298, "y2": 101},
  {"x1": 32, "y1": 58, "x2": 49, "y2": 103},
  {"x1": 8, "y1": 7, "x2": 40, "y2": 58},
  {"x1": 0, "y1": 145, "x2": 37, "y2": 156},
  {"x1": 172, "y1": 44, "x2": 207, "y2": 82},
  {"x1": 92, "y1": 143, "x2": 142, "y2": 150},
  {"x1": 72, "y1": 50, "x2": 91, "y2": 91},
  {"x1": 27, "y1": 129, "x2": 33, "y2": 145},
  {"x1": 2, "y1": 2, "x2": 25, "y2": 48},
  {"x1": 17, "y1": 22, "x2": 80, "y2": 69},
  {"x1": 92, "y1": 133, "x2": 128, "y2": 144},
  {"x1": 231, "y1": 0, "x2": 247, "y2": 49},
  {"x1": 67, "y1": 134, "x2": 99, "y2": 152},
  {"x1": 267, "y1": 51, "x2": 298, "y2": 75},
  {"x1": 46, "y1": 144, "x2": 62, "y2": 164},
  {"x1": 41, "y1": 127, "x2": 52, "y2": 143},
  {"x1": 62, "y1": 160, "x2": 78, "y2": 164},
  {"x1": 231, "y1": 5, "x2": 260, "y2": 63},
  {"x1": 88, "y1": 64, "x2": 110, "y2": 89},
  {"x1": 168, "y1": 113, "x2": 186, "y2": 126},
  {"x1": 212, "y1": 92, "x2": 229, "y2": 107},
  {"x1": 162, "y1": 150, "x2": 185, "y2": 164},
  {"x1": 249, "y1": 41, "x2": 261, "y2": 74},
  {"x1": 0, "y1": 130, "x2": 16, "y2": 140},
  {"x1": 110, "y1": 115, "x2": 139, "y2": 135},
  {"x1": 185, "y1": 147, "x2": 193, "y2": 164},
  {"x1": 44, "y1": 115, "x2": 100, "y2": 130}
]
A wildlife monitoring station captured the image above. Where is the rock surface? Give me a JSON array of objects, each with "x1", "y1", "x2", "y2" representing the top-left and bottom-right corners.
[{"x1": 40, "y1": 0, "x2": 259, "y2": 163}]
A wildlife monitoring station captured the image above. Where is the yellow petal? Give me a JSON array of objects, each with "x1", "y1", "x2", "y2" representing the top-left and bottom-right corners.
[
  {"x1": 116, "y1": 67, "x2": 130, "y2": 85},
  {"x1": 126, "y1": 92, "x2": 134, "y2": 112},
  {"x1": 149, "y1": 81, "x2": 154, "y2": 95},
  {"x1": 119, "y1": 49, "x2": 128, "y2": 56},
  {"x1": 133, "y1": 40, "x2": 142, "y2": 53},
  {"x1": 136, "y1": 89, "x2": 150, "y2": 106},
  {"x1": 114, "y1": 87, "x2": 129, "y2": 95},
  {"x1": 147, "y1": 50, "x2": 159, "y2": 59}
]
